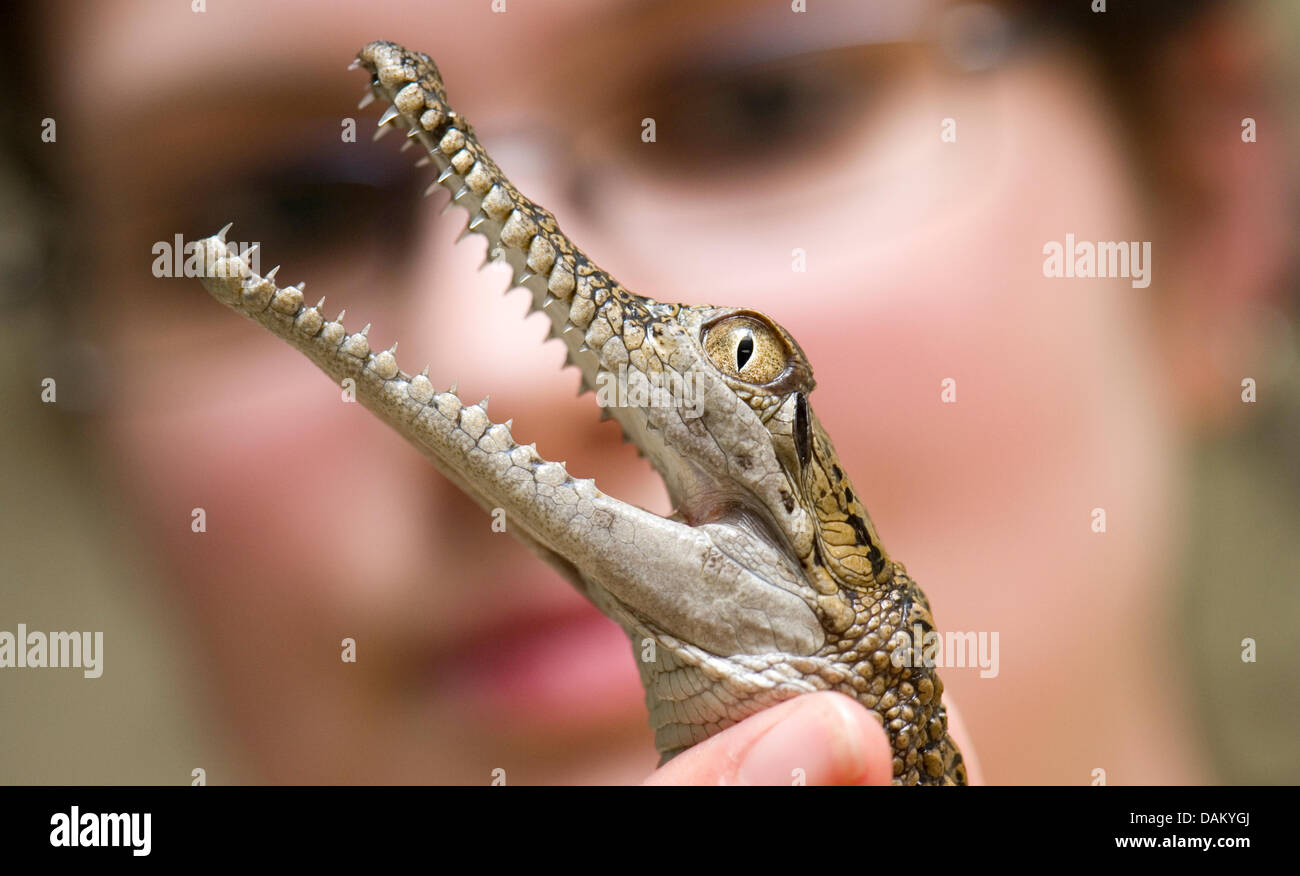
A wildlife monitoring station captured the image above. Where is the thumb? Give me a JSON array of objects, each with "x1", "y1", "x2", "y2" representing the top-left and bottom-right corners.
[{"x1": 643, "y1": 691, "x2": 894, "y2": 786}]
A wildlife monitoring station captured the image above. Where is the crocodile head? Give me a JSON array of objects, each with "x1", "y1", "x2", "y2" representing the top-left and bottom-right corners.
[
  {"x1": 564, "y1": 292, "x2": 898, "y2": 652},
  {"x1": 355, "y1": 43, "x2": 896, "y2": 656},
  {"x1": 193, "y1": 40, "x2": 963, "y2": 783}
]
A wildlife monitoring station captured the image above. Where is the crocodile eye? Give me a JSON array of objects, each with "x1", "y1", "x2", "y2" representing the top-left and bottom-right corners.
[{"x1": 704, "y1": 315, "x2": 788, "y2": 384}]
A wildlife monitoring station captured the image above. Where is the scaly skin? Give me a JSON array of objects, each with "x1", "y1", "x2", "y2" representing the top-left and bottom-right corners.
[{"x1": 193, "y1": 40, "x2": 966, "y2": 785}]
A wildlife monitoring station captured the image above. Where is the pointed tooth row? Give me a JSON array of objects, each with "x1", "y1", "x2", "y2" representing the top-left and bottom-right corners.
[
  {"x1": 194, "y1": 229, "x2": 600, "y2": 514},
  {"x1": 353, "y1": 42, "x2": 671, "y2": 473},
  {"x1": 351, "y1": 40, "x2": 655, "y2": 405},
  {"x1": 197, "y1": 233, "x2": 391, "y2": 371}
]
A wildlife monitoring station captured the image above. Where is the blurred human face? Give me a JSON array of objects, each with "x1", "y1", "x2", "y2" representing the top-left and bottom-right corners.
[{"x1": 54, "y1": 0, "x2": 1204, "y2": 782}]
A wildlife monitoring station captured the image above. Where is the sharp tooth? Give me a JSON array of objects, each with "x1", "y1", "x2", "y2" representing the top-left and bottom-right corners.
[
  {"x1": 449, "y1": 381, "x2": 458, "y2": 394},
  {"x1": 405, "y1": 126, "x2": 422, "y2": 139},
  {"x1": 347, "y1": 59, "x2": 362, "y2": 71},
  {"x1": 453, "y1": 185, "x2": 471, "y2": 201},
  {"x1": 358, "y1": 91, "x2": 376, "y2": 109},
  {"x1": 265, "y1": 265, "x2": 281, "y2": 282},
  {"x1": 467, "y1": 214, "x2": 486, "y2": 231},
  {"x1": 216, "y1": 221, "x2": 233, "y2": 242},
  {"x1": 378, "y1": 105, "x2": 400, "y2": 126},
  {"x1": 437, "y1": 166, "x2": 455, "y2": 183},
  {"x1": 425, "y1": 181, "x2": 443, "y2": 198}
]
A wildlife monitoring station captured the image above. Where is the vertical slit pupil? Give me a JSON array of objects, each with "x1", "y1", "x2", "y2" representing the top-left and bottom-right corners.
[{"x1": 736, "y1": 333, "x2": 754, "y2": 370}]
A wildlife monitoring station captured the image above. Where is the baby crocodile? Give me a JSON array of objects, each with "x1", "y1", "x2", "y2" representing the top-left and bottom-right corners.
[{"x1": 193, "y1": 40, "x2": 966, "y2": 785}]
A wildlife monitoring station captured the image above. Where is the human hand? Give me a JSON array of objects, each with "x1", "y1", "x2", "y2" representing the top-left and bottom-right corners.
[{"x1": 643, "y1": 691, "x2": 982, "y2": 786}]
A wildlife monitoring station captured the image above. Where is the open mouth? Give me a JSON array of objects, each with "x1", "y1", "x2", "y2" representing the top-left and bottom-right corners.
[{"x1": 192, "y1": 38, "x2": 826, "y2": 663}]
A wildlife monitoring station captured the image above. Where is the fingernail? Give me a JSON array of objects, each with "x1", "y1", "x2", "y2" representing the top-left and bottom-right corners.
[{"x1": 736, "y1": 696, "x2": 869, "y2": 786}]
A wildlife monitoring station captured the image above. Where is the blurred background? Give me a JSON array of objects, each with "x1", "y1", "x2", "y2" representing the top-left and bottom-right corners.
[{"x1": 1, "y1": 0, "x2": 1297, "y2": 784}]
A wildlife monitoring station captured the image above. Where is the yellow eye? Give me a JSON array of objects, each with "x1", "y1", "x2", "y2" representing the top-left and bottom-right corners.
[{"x1": 704, "y1": 316, "x2": 789, "y2": 384}]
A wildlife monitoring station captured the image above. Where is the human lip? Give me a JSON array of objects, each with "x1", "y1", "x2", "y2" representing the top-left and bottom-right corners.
[{"x1": 434, "y1": 595, "x2": 646, "y2": 728}]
